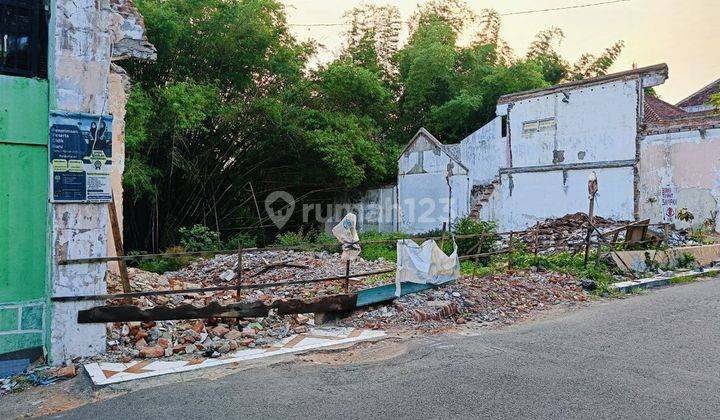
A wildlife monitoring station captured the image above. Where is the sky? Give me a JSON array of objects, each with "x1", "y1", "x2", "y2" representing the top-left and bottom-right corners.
[{"x1": 284, "y1": 0, "x2": 720, "y2": 103}]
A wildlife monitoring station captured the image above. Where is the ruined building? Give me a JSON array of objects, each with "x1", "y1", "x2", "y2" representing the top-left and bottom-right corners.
[
  {"x1": 0, "y1": 0, "x2": 155, "y2": 363},
  {"x1": 333, "y1": 64, "x2": 720, "y2": 234}
]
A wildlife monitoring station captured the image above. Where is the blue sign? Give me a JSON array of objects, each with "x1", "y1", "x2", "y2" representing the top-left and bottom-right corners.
[{"x1": 50, "y1": 111, "x2": 113, "y2": 203}]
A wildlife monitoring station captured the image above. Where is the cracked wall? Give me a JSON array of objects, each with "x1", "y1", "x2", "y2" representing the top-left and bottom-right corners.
[
  {"x1": 50, "y1": 0, "x2": 155, "y2": 363},
  {"x1": 491, "y1": 79, "x2": 640, "y2": 231},
  {"x1": 640, "y1": 127, "x2": 720, "y2": 231},
  {"x1": 398, "y1": 132, "x2": 470, "y2": 234}
]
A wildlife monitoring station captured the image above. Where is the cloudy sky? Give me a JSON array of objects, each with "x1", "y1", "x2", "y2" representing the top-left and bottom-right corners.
[{"x1": 284, "y1": 0, "x2": 720, "y2": 103}]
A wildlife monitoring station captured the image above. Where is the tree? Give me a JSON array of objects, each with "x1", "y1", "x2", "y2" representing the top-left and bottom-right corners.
[{"x1": 122, "y1": 0, "x2": 629, "y2": 250}]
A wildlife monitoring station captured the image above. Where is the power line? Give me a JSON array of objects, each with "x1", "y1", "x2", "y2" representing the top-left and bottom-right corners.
[
  {"x1": 288, "y1": 0, "x2": 631, "y2": 27},
  {"x1": 501, "y1": 0, "x2": 630, "y2": 16}
]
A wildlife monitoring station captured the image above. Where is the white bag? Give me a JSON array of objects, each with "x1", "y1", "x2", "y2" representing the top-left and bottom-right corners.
[
  {"x1": 395, "y1": 239, "x2": 460, "y2": 296},
  {"x1": 332, "y1": 213, "x2": 361, "y2": 261}
]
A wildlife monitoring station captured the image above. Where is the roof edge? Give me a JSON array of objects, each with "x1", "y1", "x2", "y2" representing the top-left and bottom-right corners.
[
  {"x1": 397, "y1": 127, "x2": 469, "y2": 172},
  {"x1": 498, "y1": 63, "x2": 668, "y2": 104}
]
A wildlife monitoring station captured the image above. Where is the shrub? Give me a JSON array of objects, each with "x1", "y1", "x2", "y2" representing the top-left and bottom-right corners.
[
  {"x1": 453, "y1": 217, "x2": 498, "y2": 256},
  {"x1": 178, "y1": 224, "x2": 221, "y2": 252},
  {"x1": 675, "y1": 252, "x2": 696, "y2": 269},
  {"x1": 274, "y1": 227, "x2": 318, "y2": 249},
  {"x1": 136, "y1": 245, "x2": 194, "y2": 274},
  {"x1": 225, "y1": 233, "x2": 257, "y2": 249},
  {"x1": 358, "y1": 231, "x2": 410, "y2": 262}
]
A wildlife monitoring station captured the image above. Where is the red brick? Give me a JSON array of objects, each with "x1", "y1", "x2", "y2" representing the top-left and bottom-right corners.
[{"x1": 140, "y1": 346, "x2": 165, "y2": 358}]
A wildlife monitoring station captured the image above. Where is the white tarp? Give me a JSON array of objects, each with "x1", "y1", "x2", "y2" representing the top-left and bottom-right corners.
[
  {"x1": 332, "y1": 213, "x2": 361, "y2": 261},
  {"x1": 395, "y1": 239, "x2": 460, "y2": 296}
]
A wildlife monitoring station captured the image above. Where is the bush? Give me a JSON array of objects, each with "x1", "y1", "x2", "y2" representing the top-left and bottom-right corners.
[
  {"x1": 274, "y1": 226, "x2": 318, "y2": 248},
  {"x1": 225, "y1": 233, "x2": 257, "y2": 249},
  {"x1": 453, "y1": 217, "x2": 498, "y2": 256},
  {"x1": 135, "y1": 245, "x2": 194, "y2": 274},
  {"x1": 359, "y1": 231, "x2": 410, "y2": 262},
  {"x1": 178, "y1": 224, "x2": 221, "y2": 252},
  {"x1": 675, "y1": 252, "x2": 696, "y2": 269}
]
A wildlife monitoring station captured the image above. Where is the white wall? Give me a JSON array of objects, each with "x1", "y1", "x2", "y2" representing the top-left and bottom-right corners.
[
  {"x1": 640, "y1": 127, "x2": 720, "y2": 231},
  {"x1": 398, "y1": 173, "x2": 470, "y2": 234},
  {"x1": 508, "y1": 80, "x2": 639, "y2": 168},
  {"x1": 398, "y1": 132, "x2": 470, "y2": 234},
  {"x1": 495, "y1": 167, "x2": 635, "y2": 231},
  {"x1": 459, "y1": 117, "x2": 507, "y2": 186},
  {"x1": 323, "y1": 185, "x2": 397, "y2": 233},
  {"x1": 50, "y1": 0, "x2": 153, "y2": 364}
]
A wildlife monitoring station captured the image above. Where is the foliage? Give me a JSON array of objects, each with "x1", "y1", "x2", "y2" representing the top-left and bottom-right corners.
[
  {"x1": 712, "y1": 92, "x2": 720, "y2": 111},
  {"x1": 453, "y1": 217, "x2": 498, "y2": 256},
  {"x1": 178, "y1": 225, "x2": 222, "y2": 252},
  {"x1": 225, "y1": 233, "x2": 258, "y2": 250},
  {"x1": 675, "y1": 252, "x2": 696, "y2": 269},
  {"x1": 358, "y1": 231, "x2": 410, "y2": 262},
  {"x1": 123, "y1": 0, "x2": 627, "y2": 251},
  {"x1": 135, "y1": 246, "x2": 195, "y2": 274},
  {"x1": 273, "y1": 227, "x2": 319, "y2": 248}
]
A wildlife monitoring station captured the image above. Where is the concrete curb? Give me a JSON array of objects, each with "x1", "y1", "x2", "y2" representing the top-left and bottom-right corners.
[{"x1": 610, "y1": 267, "x2": 720, "y2": 293}]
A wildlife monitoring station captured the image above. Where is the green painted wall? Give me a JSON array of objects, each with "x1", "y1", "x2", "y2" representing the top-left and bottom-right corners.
[{"x1": 0, "y1": 75, "x2": 49, "y2": 354}]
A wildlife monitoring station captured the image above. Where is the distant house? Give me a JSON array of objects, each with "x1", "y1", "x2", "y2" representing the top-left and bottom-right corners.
[{"x1": 676, "y1": 78, "x2": 720, "y2": 113}]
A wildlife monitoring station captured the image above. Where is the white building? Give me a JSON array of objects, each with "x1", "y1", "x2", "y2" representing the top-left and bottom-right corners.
[{"x1": 333, "y1": 64, "x2": 720, "y2": 234}]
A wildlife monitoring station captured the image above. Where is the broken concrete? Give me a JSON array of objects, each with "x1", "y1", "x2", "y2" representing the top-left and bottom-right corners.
[{"x1": 611, "y1": 244, "x2": 720, "y2": 273}]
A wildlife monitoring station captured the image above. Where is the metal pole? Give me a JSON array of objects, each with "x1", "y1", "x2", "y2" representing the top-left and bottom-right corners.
[
  {"x1": 440, "y1": 222, "x2": 447, "y2": 250},
  {"x1": 584, "y1": 172, "x2": 598, "y2": 267},
  {"x1": 471, "y1": 236, "x2": 484, "y2": 282},
  {"x1": 236, "y1": 242, "x2": 243, "y2": 302},
  {"x1": 583, "y1": 195, "x2": 595, "y2": 267},
  {"x1": 344, "y1": 260, "x2": 351, "y2": 293},
  {"x1": 533, "y1": 221, "x2": 540, "y2": 270},
  {"x1": 507, "y1": 231, "x2": 514, "y2": 270}
]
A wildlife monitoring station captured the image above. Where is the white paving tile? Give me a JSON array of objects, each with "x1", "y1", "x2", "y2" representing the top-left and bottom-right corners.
[{"x1": 85, "y1": 328, "x2": 385, "y2": 385}]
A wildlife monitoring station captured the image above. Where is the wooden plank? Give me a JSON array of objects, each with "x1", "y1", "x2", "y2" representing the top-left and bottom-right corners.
[
  {"x1": 77, "y1": 294, "x2": 359, "y2": 323},
  {"x1": 77, "y1": 301, "x2": 269, "y2": 323},
  {"x1": 108, "y1": 192, "x2": 131, "y2": 293},
  {"x1": 274, "y1": 294, "x2": 357, "y2": 315}
]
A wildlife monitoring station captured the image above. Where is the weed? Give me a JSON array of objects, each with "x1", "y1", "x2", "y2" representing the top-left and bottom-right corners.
[
  {"x1": 675, "y1": 252, "x2": 696, "y2": 269},
  {"x1": 179, "y1": 224, "x2": 221, "y2": 252},
  {"x1": 135, "y1": 245, "x2": 195, "y2": 274},
  {"x1": 225, "y1": 233, "x2": 257, "y2": 249}
]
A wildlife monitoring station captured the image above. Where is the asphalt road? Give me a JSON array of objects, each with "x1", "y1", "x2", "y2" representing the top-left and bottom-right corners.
[{"x1": 56, "y1": 278, "x2": 720, "y2": 419}]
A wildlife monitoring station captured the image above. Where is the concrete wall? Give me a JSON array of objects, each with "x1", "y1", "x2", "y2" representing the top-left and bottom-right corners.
[
  {"x1": 495, "y1": 166, "x2": 635, "y2": 231},
  {"x1": 506, "y1": 79, "x2": 639, "y2": 168},
  {"x1": 322, "y1": 185, "x2": 398, "y2": 234},
  {"x1": 49, "y1": 0, "x2": 154, "y2": 363},
  {"x1": 487, "y1": 78, "x2": 641, "y2": 231},
  {"x1": 640, "y1": 127, "x2": 720, "y2": 231},
  {"x1": 398, "y1": 132, "x2": 470, "y2": 234},
  {"x1": 459, "y1": 117, "x2": 507, "y2": 186}
]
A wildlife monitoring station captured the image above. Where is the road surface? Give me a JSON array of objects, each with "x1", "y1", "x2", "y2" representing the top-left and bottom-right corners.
[{"x1": 55, "y1": 278, "x2": 720, "y2": 419}]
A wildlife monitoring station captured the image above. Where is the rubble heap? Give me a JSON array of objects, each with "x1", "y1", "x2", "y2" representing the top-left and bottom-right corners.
[
  {"x1": 104, "y1": 251, "x2": 393, "y2": 362},
  {"x1": 109, "y1": 250, "x2": 393, "y2": 308},
  {"x1": 516, "y1": 212, "x2": 627, "y2": 254},
  {"x1": 345, "y1": 270, "x2": 586, "y2": 331}
]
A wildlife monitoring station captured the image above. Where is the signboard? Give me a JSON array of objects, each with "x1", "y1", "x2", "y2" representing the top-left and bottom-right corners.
[
  {"x1": 660, "y1": 184, "x2": 677, "y2": 223},
  {"x1": 50, "y1": 112, "x2": 113, "y2": 203}
]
